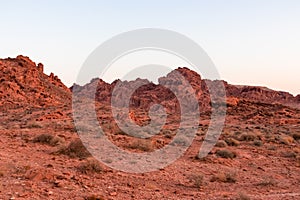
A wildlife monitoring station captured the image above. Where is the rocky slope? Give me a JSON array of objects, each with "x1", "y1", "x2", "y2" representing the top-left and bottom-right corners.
[
  {"x1": 0, "y1": 56, "x2": 299, "y2": 199},
  {"x1": 74, "y1": 67, "x2": 300, "y2": 113},
  {"x1": 0, "y1": 56, "x2": 71, "y2": 110}
]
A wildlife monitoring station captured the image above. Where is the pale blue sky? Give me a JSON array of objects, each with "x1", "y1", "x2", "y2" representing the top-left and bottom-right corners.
[{"x1": 1, "y1": 0, "x2": 299, "y2": 95}]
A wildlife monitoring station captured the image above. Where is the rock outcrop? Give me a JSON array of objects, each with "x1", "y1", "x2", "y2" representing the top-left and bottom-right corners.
[{"x1": 0, "y1": 55, "x2": 71, "y2": 109}]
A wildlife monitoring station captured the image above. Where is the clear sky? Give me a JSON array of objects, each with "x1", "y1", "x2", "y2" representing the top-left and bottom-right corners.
[{"x1": 1, "y1": 0, "x2": 299, "y2": 95}]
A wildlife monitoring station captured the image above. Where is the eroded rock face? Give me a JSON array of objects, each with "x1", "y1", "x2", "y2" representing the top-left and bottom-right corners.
[
  {"x1": 0, "y1": 55, "x2": 71, "y2": 109},
  {"x1": 2, "y1": 55, "x2": 298, "y2": 112},
  {"x1": 74, "y1": 66, "x2": 299, "y2": 113}
]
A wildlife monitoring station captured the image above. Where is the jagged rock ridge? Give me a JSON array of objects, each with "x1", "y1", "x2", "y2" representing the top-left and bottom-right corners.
[{"x1": 0, "y1": 55, "x2": 71, "y2": 109}]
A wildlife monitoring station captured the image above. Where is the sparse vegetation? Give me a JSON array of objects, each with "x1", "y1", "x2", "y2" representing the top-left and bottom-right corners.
[
  {"x1": 225, "y1": 138, "x2": 240, "y2": 146},
  {"x1": 281, "y1": 151, "x2": 297, "y2": 158},
  {"x1": 253, "y1": 140, "x2": 263, "y2": 147},
  {"x1": 173, "y1": 135, "x2": 190, "y2": 146},
  {"x1": 278, "y1": 135, "x2": 294, "y2": 145},
  {"x1": 216, "y1": 149, "x2": 237, "y2": 159},
  {"x1": 215, "y1": 140, "x2": 228, "y2": 148},
  {"x1": 292, "y1": 133, "x2": 300, "y2": 140},
  {"x1": 237, "y1": 192, "x2": 251, "y2": 200},
  {"x1": 56, "y1": 139, "x2": 91, "y2": 159},
  {"x1": 266, "y1": 145, "x2": 277, "y2": 150},
  {"x1": 256, "y1": 177, "x2": 276, "y2": 187},
  {"x1": 85, "y1": 194, "x2": 105, "y2": 200},
  {"x1": 189, "y1": 173, "x2": 204, "y2": 188},
  {"x1": 127, "y1": 138, "x2": 154, "y2": 152},
  {"x1": 33, "y1": 133, "x2": 64, "y2": 146},
  {"x1": 210, "y1": 171, "x2": 237, "y2": 183},
  {"x1": 238, "y1": 132, "x2": 257, "y2": 141},
  {"x1": 77, "y1": 158, "x2": 103, "y2": 174},
  {"x1": 26, "y1": 122, "x2": 42, "y2": 128}
]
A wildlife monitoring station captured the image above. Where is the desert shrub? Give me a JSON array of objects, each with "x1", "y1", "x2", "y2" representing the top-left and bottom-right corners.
[
  {"x1": 27, "y1": 122, "x2": 42, "y2": 128},
  {"x1": 77, "y1": 158, "x2": 103, "y2": 174},
  {"x1": 127, "y1": 138, "x2": 154, "y2": 152},
  {"x1": 256, "y1": 177, "x2": 276, "y2": 186},
  {"x1": 238, "y1": 132, "x2": 257, "y2": 141},
  {"x1": 265, "y1": 134, "x2": 276, "y2": 143},
  {"x1": 292, "y1": 133, "x2": 300, "y2": 140},
  {"x1": 210, "y1": 171, "x2": 237, "y2": 183},
  {"x1": 56, "y1": 139, "x2": 91, "y2": 159},
  {"x1": 237, "y1": 192, "x2": 251, "y2": 200},
  {"x1": 215, "y1": 140, "x2": 228, "y2": 148},
  {"x1": 281, "y1": 151, "x2": 297, "y2": 158},
  {"x1": 216, "y1": 149, "x2": 237, "y2": 159},
  {"x1": 225, "y1": 138, "x2": 240, "y2": 146},
  {"x1": 33, "y1": 134, "x2": 64, "y2": 146},
  {"x1": 173, "y1": 135, "x2": 190, "y2": 146},
  {"x1": 85, "y1": 194, "x2": 105, "y2": 200},
  {"x1": 189, "y1": 173, "x2": 204, "y2": 188},
  {"x1": 278, "y1": 135, "x2": 294, "y2": 145},
  {"x1": 253, "y1": 140, "x2": 263, "y2": 147},
  {"x1": 266, "y1": 145, "x2": 277, "y2": 150}
]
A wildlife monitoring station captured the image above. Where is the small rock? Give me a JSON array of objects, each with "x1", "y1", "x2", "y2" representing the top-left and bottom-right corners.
[{"x1": 110, "y1": 192, "x2": 117, "y2": 196}]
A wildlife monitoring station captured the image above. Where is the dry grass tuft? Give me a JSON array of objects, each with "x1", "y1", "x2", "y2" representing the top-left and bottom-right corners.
[
  {"x1": 253, "y1": 140, "x2": 263, "y2": 147},
  {"x1": 225, "y1": 138, "x2": 240, "y2": 146},
  {"x1": 256, "y1": 177, "x2": 276, "y2": 187},
  {"x1": 33, "y1": 133, "x2": 64, "y2": 146},
  {"x1": 210, "y1": 171, "x2": 237, "y2": 183},
  {"x1": 292, "y1": 133, "x2": 300, "y2": 140},
  {"x1": 77, "y1": 158, "x2": 103, "y2": 174},
  {"x1": 237, "y1": 192, "x2": 251, "y2": 200},
  {"x1": 127, "y1": 138, "x2": 154, "y2": 152},
  {"x1": 189, "y1": 173, "x2": 204, "y2": 188},
  {"x1": 216, "y1": 149, "x2": 237, "y2": 159},
  {"x1": 56, "y1": 139, "x2": 91, "y2": 159},
  {"x1": 238, "y1": 132, "x2": 257, "y2": 141},
  {"x1": 215, "y1": 140, "x2": 228, "y2": 148},
  {"x1": 278, "y1": 135, "x2": 294, "y2": 145}
]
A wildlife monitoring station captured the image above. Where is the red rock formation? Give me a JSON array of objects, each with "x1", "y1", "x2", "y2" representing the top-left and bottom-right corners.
[
  {"x1": 0, "y1": 55, "x2": 71, "y2": 109},
  {"x1": 73, "y1": 66, "x2": 299, "y2": 112}
]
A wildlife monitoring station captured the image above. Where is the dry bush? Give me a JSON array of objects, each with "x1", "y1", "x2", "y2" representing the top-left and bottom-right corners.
[
  {"x1": 292, "y1": 133, "x2": 300, "y2": 140},
  {"x1": 33, "y1": 133, "x2": 64, "y2": 146},
  {"x1": 256, "y1": 177, "x2": 276, "y2": 187},
  {"x1": 56, "y1": 139, "x2": 91, "y2": 159},
  {"x1": 225, "y1": 138, "x2": 240, "y2": 146},
  {"x1": 173, "y1": 135, "x2": 190, "y2": 146},
  {"x1": 281, "y1": 151, "x2": 297, "y2": 158},
  {"x1": 127, "y1": 138, "x2": 154, "y2": 152},
  {"x1": 278, "y1": 135, "x2": 294, "y2": 145},
  {"x1": 189, "y1": 173, "x2": 204, "y2": 188},
  {"x1": 26, "y1": 122, "x2": 42, "y2": 128},
  {"x1": 77, "y1": 158, "x2": 103, "y2": 174},
  {"x1": 253, "y1": 140, "x2": 263, "y2": 147},
  {"x1": 210, "y1": 171, "x2": 237, "y2": 183},
  {"x1": 237, "y1": 192, "x2": 251, "y2": 200},
  {"x1": 85, "y1": 194, "x2": 105, "y2": 200},
  {"x1": 216, "y1": 149, "x2": 237, "y2": 159},
  {"x1": 238, "y1": 132, "x2": 257, "y2": 141},
  {"x1": 215, "y1": 140, "x2": 228, "y2": 148}
]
